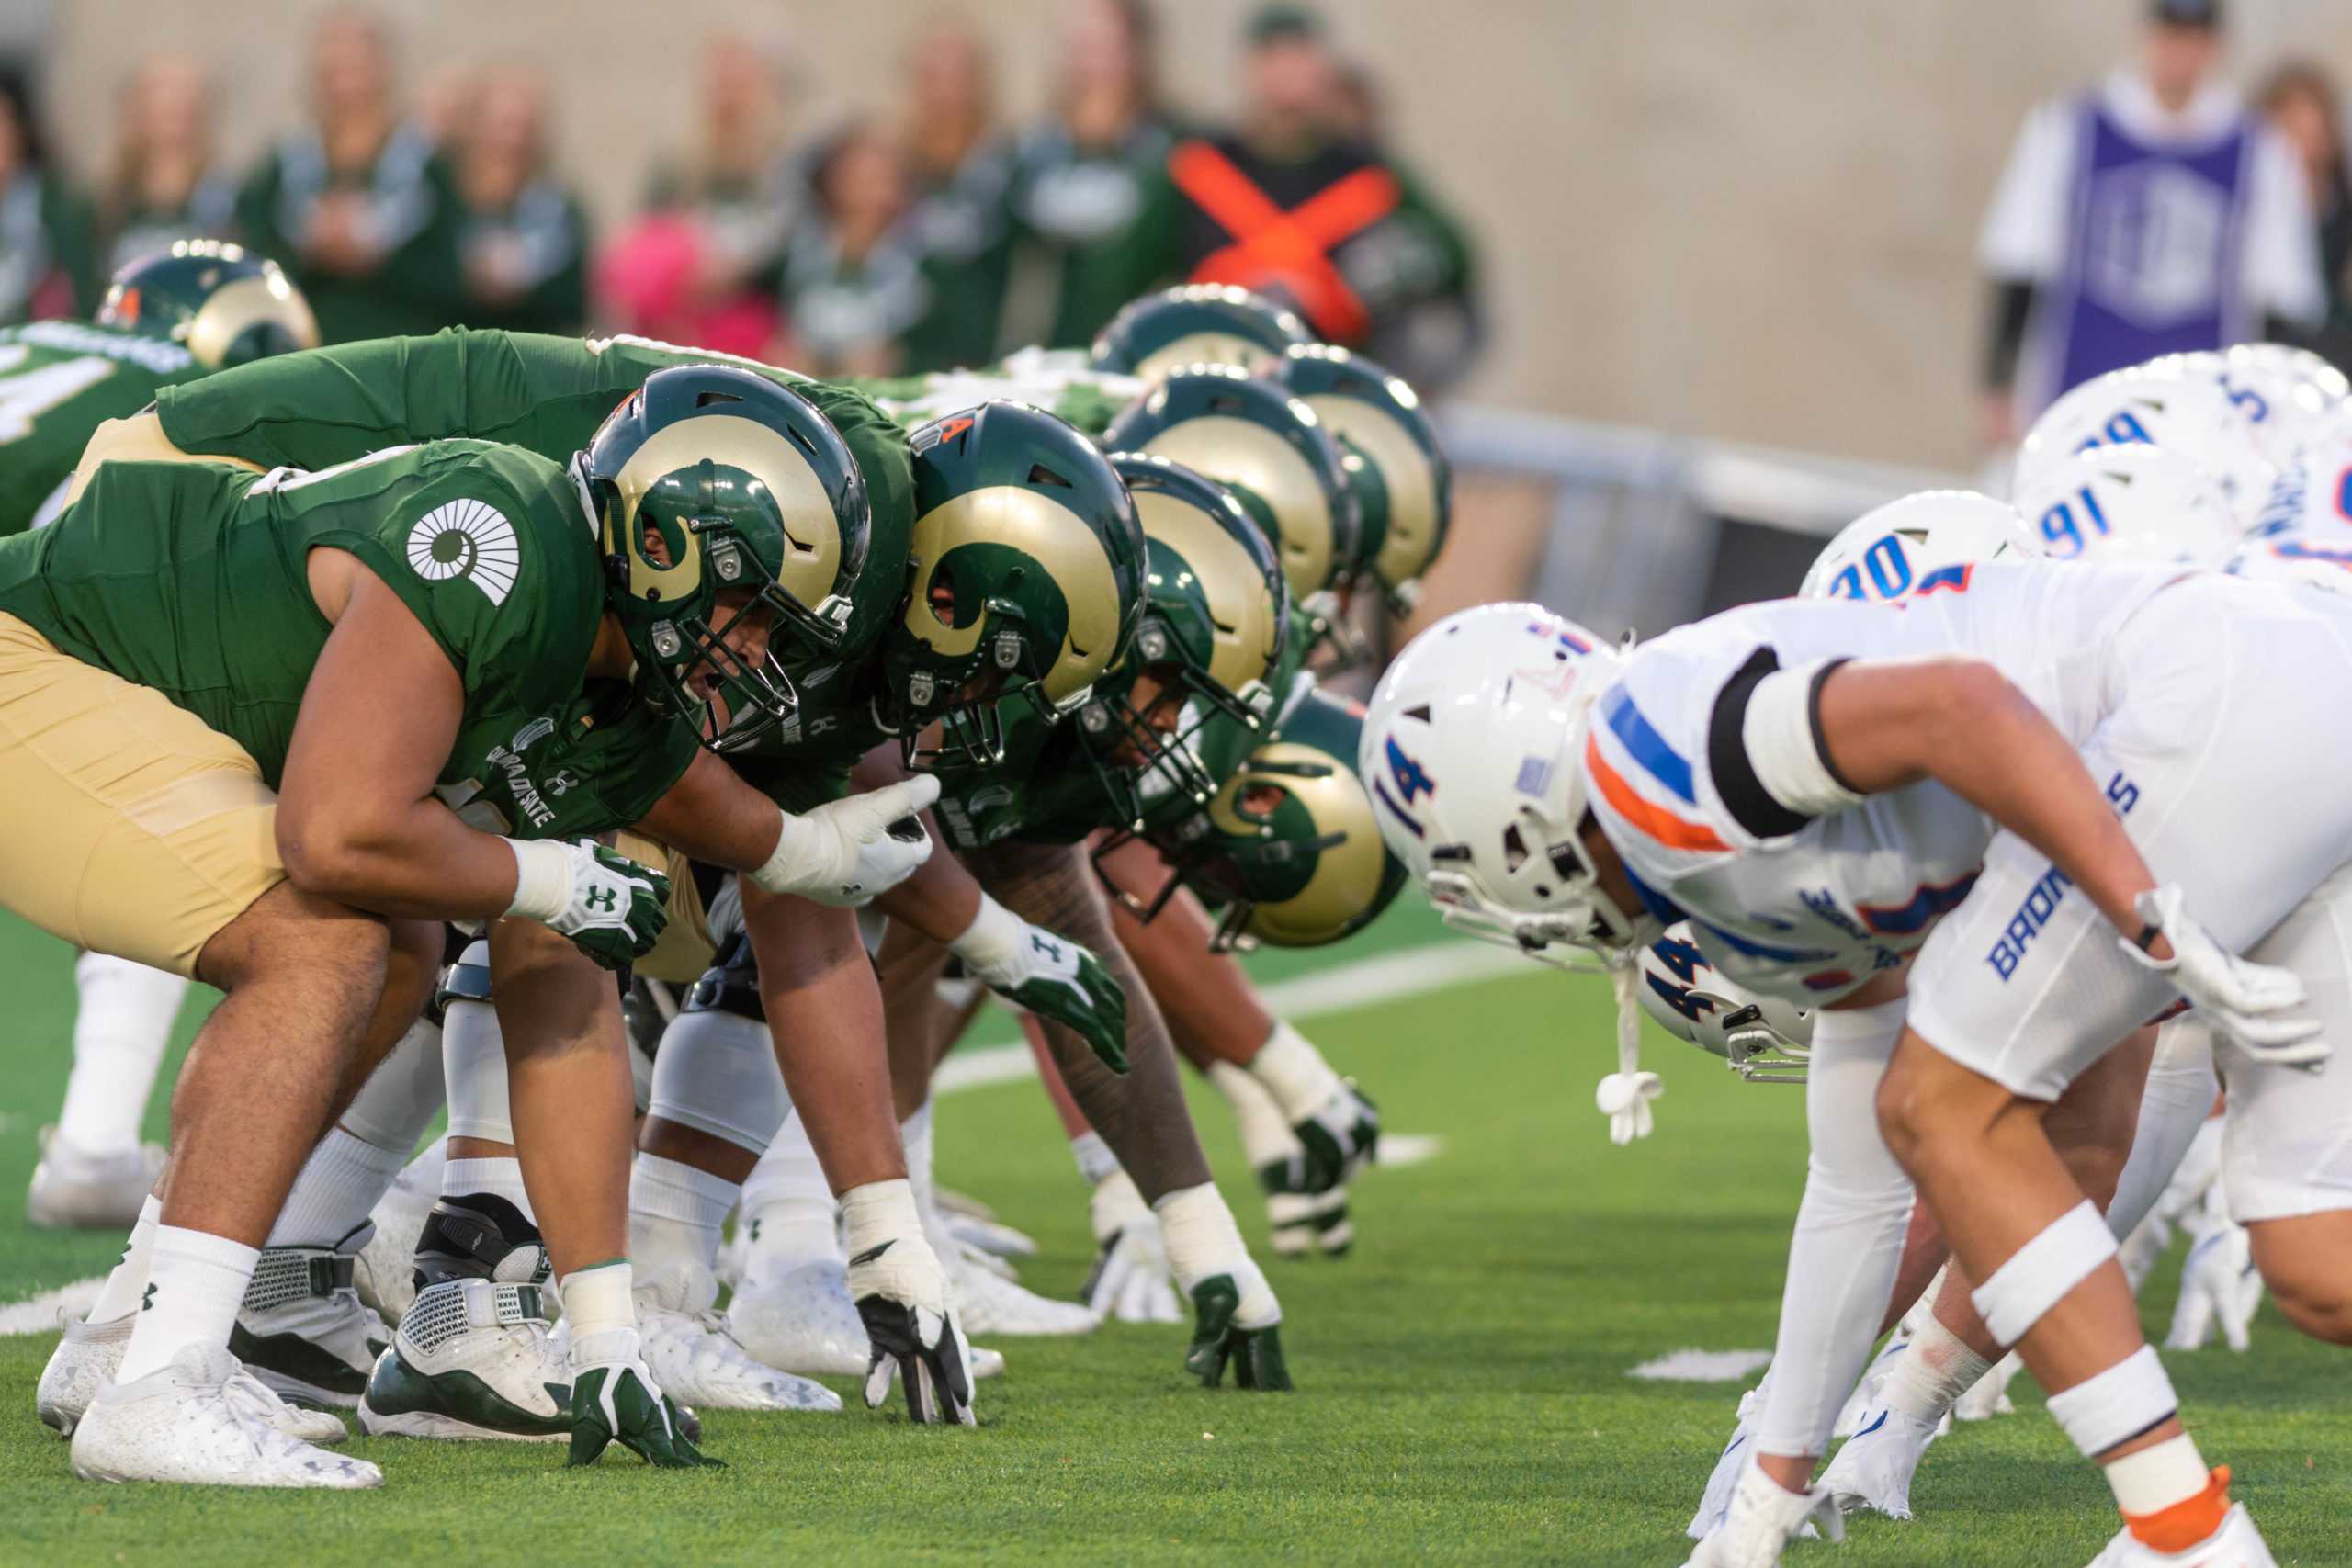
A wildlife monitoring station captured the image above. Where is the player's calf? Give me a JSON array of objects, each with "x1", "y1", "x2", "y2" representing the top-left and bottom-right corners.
[{"x1": 2249, "y1": 1212, "x2": 2352, "y2": 1345}]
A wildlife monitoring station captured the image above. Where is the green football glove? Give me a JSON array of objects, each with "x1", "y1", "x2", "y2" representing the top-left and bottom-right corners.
[
  {"x1": 1183, "y1": 1270, "x2": 1292, "y2": 1392},
  {"x1": 509, "y1": 838, "x2": 672, "y2": 972},
  {"x1": 950, "y1": 897, "x2": 1129, "y2": 1072},
  {"x1": 565, "y1": 1330, "x2": 721, "y2": 1469}
]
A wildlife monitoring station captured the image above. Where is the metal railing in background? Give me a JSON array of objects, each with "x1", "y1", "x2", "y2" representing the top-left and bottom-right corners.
[{"x1": 1430, "y1": 405, "x2": 1969, "y2": 641}]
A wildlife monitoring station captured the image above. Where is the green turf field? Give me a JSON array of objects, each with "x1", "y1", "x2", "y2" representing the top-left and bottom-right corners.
[{"x1": 1, "y1": 907, "x2": 2346, "y2": 1566}]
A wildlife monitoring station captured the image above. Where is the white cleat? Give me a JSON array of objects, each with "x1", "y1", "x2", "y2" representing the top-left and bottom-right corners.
[
  {"x1": 1689, "y1": 1378, "x2": 1768, "y2": 1540},
  {"x1": 1953, "y1": 1351, "x2": 2022, "y2": 1421},
  {"x1": 39, "y1": 1311, "x2": 346, "y2": 1445},
  {"x1": 1819, "y1": 1406, "x2": 1942, "y2": 1519},
  {"x1": 728, "y1": 1258, "x2": 1007, "y2": 1381},
  {"x1": 231, "y1": 1235, "x2": 388, "y2": 1409},
  {"x1": 354, "y1": 1143, "x2": 443, "y2": 1322},
  {"x1": 358, "y1": 1278, "x2": 571, "y2": 1441},
  {"x1": 950, "y1": 1249, "x2": 1101, "y2": 1337},
  {"x1": 634, "y1": 1259, "x2": 840, "y2": 1413},
  {"x1": 1832, "y1": 1337, "x2": 1906, "y2": 1439},
  {"x1": 1682, "y1": 1454, "x2": 1842, "y2": 1568},
  {"x1": 2085, "y1": 1502, "x2": 2276, "y2": 1567},
  {"x1": 26, "y1": 1129, "x2": 164, "y2": 1231},
  {"x1": 70, "y1": 1344, "x2": 378, "y2": 1488},
  {"x1": 944, "y1": 1210, "x2": 1039, "y2": 1263}
]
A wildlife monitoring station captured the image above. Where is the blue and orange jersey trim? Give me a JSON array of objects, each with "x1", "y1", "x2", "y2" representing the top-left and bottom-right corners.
[{"x1": 1584, "y1": 733, "x2": 1729, "y2": 853}]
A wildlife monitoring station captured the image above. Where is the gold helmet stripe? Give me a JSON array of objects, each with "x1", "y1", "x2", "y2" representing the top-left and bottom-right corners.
[
  {"x1": 1306, "y1": 393, "x2": 1440, "y2": 587},
  {"x1": 1208, "y1": 741, "x2": 1388, "y2": 946},
  {"x1": 1134, "y1": 333, "x2": 1289, "y2": 383},
  {"x1": 1136, "y1": 416, "x2": 1334, "y2": 599},
  {"x1": 1133, "y1": 491, "x2": 1280, "y2": 695},
  {"x1": 610, "y1": 412, "x2": 842, "y2": 606},
  {"x1": 185, "y1": 275, "x2": 321, "y2": 369},
  {"x1": 903, "y1": 485, "x2": 1125, "y2": 703}
]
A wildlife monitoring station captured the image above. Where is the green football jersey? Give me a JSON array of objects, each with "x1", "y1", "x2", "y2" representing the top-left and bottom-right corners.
[
  {"x1": 0, "y1": 439, "x2": 605, "y2": 795},
  {"x1": 721, "y1": 660, "x2": 901, "y2": 815},
  {"x1": 849, "y1": 347, "x2": 1142, "y2": 439},
  {"x1": 0, "y1": 319, "x2": 204, "y2": 536},
  {"x1": 439, "y1": 676, "x2": 702, "y2": 840},
  {"x1": 152, "y1": 328, "x2": 914, "y2": 555}
]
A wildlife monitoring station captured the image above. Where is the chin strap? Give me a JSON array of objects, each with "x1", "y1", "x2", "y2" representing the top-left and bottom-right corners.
[{"x1": 1594, "y1": 951, "x2": 1663, "y2": 1145}]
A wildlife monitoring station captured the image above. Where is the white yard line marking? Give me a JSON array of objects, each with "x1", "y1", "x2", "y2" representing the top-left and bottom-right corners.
[
  {"x1": 8, "y1": 941, "x2": 1534, "y2": 1328},
  {"x1": 1627, "y1": 1348, "x2": 1773, "y2": 1382}
]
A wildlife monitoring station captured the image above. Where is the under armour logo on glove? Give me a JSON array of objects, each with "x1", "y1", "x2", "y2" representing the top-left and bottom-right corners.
[{"x1": 583, "y1": 886, "x2": 617, "y2": 913}]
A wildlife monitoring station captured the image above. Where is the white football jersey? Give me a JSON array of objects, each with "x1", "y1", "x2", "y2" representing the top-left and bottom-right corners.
[
  {"x1": 1581, "y1": 561, "x2": 2182, "y2": 1004},
  {"x1": 2245, "y1": 434, "x2": 2352, "y2": 545}
]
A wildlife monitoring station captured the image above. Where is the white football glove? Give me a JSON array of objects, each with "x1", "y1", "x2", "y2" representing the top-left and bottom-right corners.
[
  {"x1": 504, "y1": 838, "x2": 671, "y2": 970},
  {"x1": 842, "y1": 1180, "x2": 976, "y2": 1426},
  {"x1": 1596, "y1": 1071, "x2": 1664, "y2": 1145},
  {"x1": 1080, "y1": 1170, "x2": 1182, "y2": 1324},
  {"x1": 2122, "y1": 885, "x2": 2326, "y2": 1068},
  {"x1": 752, "y1": 775, "x2": 942, "y2": 907},
  {"x1": 2165, "y1": 1213, "x2": 2265, "y2": 1353}
]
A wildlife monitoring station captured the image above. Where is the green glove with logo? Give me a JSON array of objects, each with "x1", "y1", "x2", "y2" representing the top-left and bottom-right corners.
[
  {"x1": 505, "y1": 838, "x2": 672, "y2": 970},
  {"x1": 949, "y1": 893, "x2": 1128, "y2": 1072}
]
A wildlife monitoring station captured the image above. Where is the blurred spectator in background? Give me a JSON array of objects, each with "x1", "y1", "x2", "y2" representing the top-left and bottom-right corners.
[
  {"x1": 102, "y1": 57, "x2": 237, "y2": 275},
  {"x1": 0, "y1": 67, "x2": 96, "y2": 323},
  {"x1": 2260, "y1": 61, "x2": 2352, "y2": 331},
  {"x1": 449, "y1": 64, "x2": 588, "y2": 334},
  {"x1": 1007, "y1": 0, "x2": 1185, "y2": 351},
  {"x1": 237, "y1": 8, "x2": 461, "y2": 341},
  {"x1": 1324, "y1": 57, "x2": 1382, "y2": 142},
  {"x1": 1977, "y1": 0, "x2": 2321, "y2": 444},
  {"x1": 1137, "y1": 6, "x2": 1479, "y2": 392},
  {"x1": 600, "y1": 34, "x2": 797, "y2": 358},
  {"x1": 899, "y1": 19, "x2": 1014, "y2": 370},
  {"x1": 781, "y1": 122, "x2": 927, "y2": 378}
]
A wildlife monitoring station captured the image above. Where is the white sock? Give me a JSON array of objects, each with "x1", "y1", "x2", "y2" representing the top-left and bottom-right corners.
[
  {"x1": 87, "y1": 1195, "x2": 163, "y2": 1324},
  {"x1": 2106, "y1": 1432, "x2": 2211, "y2": 1517},
  {"x1": 444, "y1": 1156, "x2": 537, "y2": 1224},
  {"x1": 55, "y1": 953, "x2": 187, "y2": 1153},
  {"x1": 740, "y1": 1112, "x2": 839, "y2": 1266},
  {"x1": 628, "y1": 1153, "x2": 740, "y2": 1271},
  {"x1": 117, "y1": 1225, "x2": 258, "y2": 1382},
  {"x1": 1245, "y1": 1022, "x2": 1341, "y2": 1120},
  {"x1": 267, "y1": 1128, "x2": 410, "y2": 1247},
  {"x1": 1209, "y1": 1059, "x2": 1302, "y2": 1167},
  {"x1": 1881, "y1": 1311, "x2": 1995, "y2": 1424}
]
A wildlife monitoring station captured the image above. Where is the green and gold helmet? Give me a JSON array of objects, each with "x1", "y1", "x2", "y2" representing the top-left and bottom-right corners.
[
  {"x1": 886, "y1": 400, "x2": 1147, "y2": 768},
  {"x1": 1105, "y1": 687, "x2": 1405, "y2": 950},
  {"x1": 577, "y1": 365, "x2": 881, "y2": 753},
  {"x1": 1089, "y1": 284, "x2": 1313, "y2": 383},
  {"x1": 1075, "y1": 453, "x2": 1290, "y2": 827},
  {"x1": 1263, "y1": 344, "x2": 1452, "y2": 612},
  {"x1": 96, "y1": 240, "x2": 319, "y2": 369},
  {"x1": 1100, "y1": 366, "x2": 1360, "y2": 622}
]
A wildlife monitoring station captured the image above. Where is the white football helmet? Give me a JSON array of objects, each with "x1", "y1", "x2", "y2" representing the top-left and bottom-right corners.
[
  {"x1": 2009, "y1": 443, "x2": 2240, "y2": 567},
  {"x1": 1360, "y1": 603, "x2": 1645, "y2": 955},
  {"x1": 1800, "y1": 491, "x2": 2041, "y2": 603},
  {"x1": 2017, "y1": 362, "x2": 2279, "y2": 525},
  {"x1": 1634, "y1": 922, "x2": 1813, "y2": 1083},
  {"x1": 2230, "y1": 531, "x2": 2352, "y2": 593},
  {"x1": 2222, "y1": 344, "x2": 2352, "y2": 459}
]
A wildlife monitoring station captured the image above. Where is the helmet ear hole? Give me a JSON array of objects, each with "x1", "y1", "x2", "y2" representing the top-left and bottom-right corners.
[
  {"x1": 1501, "y1": 822, "x2": 1530, "y2": 873},
  {"x1": 1026, "y1": 463, "x2": 1072, "y2": 489}
]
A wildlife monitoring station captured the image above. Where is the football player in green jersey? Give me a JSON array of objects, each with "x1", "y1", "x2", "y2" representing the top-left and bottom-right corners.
[
  {"x1": 0, "y1": 241, "x2": 319, "y2": 538},
  {"x1": 16, "y1": 366, "x2": 945, "y2": 1484}
]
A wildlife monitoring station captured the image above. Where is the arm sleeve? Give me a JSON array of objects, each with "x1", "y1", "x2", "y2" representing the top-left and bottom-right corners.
[
  {"x1": 1979, "y1": 100, "x2": 2075, "y2": 283},
  {"x1": 2242, "y1": 127, "x2": 2327, "y2": 328},
  {"x1": 1705, "y1": 649, "x2": 1861, "y2": 837}
]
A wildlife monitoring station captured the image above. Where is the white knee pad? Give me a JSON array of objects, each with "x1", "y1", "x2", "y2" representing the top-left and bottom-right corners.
[
  {"x1": 2045, "y1": 1343, "x2": 2178, "y2": 1458},
  {"x1": 1756, "y1": 997, "x2": 1917, "y2": 1456},
  {"x1": 1971, "y1": 1200, "x2": 2117, "y2": 1347},
  {"x1": 646, "y1": 1008, "x2": 788, "y2": 1154},
  {"x1": 442, "y1": 944, "x2": 514, "y2": 1145},
  {"x1": 339, "y1": 1016, "x2": 447, "y2": 1153}
]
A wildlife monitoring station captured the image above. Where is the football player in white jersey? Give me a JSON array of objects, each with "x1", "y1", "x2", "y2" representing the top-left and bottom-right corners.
[
  {"x1": 2016, "y1": 356, "x2": 2280, "y2": 525},
  {"x1": 1365, "y1": 557, "x2": 2352, "y2": 1566}
]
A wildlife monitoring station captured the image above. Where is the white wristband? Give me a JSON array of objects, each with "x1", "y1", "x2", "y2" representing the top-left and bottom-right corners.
[
  {"x1": 748, "y1": 809, "x2": 808, "y2": 896},
  {"x1": 1153, "y1": 1182, "x2": 1248, "y2": 1288},
  {"x1": 947, "y1": 892, "x2": 1023, "y2": 968},
  {"x1": 503, "y1": 837, "x2": 571, "y2": 923},
  {"x1": 840, "y1": 1178, "x2": 921, "y2": 1259},
  {"x1": 1247, "y1": 1022, "x2": 1342, "y2": 1119}
]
